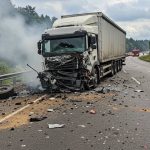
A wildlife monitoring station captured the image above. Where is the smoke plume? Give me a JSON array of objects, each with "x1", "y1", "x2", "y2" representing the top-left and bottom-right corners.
[
  {"x1": 0, "y1": 0, "x2": 48, "y2": 89},
  {"x1": 0, "y1": 0, "x2": 43, "y2": 70}
]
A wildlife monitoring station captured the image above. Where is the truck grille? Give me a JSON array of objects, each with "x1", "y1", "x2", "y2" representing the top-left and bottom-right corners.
[{"x1": 46, "y1": 55, "x2": 80, "y2": 70}]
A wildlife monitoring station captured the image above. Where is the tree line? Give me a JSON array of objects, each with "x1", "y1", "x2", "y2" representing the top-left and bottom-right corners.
[
  {"x1": 16, "y1": 5, "x2": 57, "y2": 30},
  {"x1": 126, "y1": 38, "x2": 149, "y2": 52}
]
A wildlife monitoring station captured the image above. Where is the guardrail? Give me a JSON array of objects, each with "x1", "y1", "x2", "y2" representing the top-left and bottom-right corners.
[{"x1": 0, "y1": 71, "x2": 31, "y2": 86}]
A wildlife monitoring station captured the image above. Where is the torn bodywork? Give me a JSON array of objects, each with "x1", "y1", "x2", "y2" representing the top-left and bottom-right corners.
[{"x1": 38, "y1": 54, "x2": 95, "y2": 91}]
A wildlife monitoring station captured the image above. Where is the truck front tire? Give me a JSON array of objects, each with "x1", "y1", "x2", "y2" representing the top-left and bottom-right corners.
[{"x1": 93, "y1": 68, "x2": 99, "y2": 88}]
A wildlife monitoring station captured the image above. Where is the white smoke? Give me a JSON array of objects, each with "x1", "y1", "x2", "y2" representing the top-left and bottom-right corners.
[
  {"x1": 0, "y1": 0, "x2": 46, "y2": 89},
  {"x1": 0, "y1": 0, "x2": 43, "y2": 70}
]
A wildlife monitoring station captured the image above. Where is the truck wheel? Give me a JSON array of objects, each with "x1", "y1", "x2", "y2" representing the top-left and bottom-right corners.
[
  {"x1": 120, "y1": 60, "x2": 123, "y2": 70},
  {"x1": 110, "y1": 63, "x2": 115, "y2": 76},
  {"x1": 93, "y1": 68, "x2": 99, "y2": 88},
  {"x1": 0, "y1": 85, "x2": 14, "y2": 99},
  {"x1": 118, "y1": 60, "x2": 121, "y2": 71},
  {"x1": 116, "y1": 61, "x2": 120, "y2": 72},
  {"x1": 114, "y1": 62, "x2": 117, "y2": 74}
]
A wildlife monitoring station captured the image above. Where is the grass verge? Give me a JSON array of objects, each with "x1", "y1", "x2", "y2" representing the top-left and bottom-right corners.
[{"x1": 139, "y1": 55, "x2": 150, "y2": 62}]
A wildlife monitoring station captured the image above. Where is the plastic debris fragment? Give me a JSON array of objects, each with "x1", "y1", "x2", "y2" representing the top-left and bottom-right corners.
[{"x1": 48, "y1": 124, "x2": 65, "y2": 129}]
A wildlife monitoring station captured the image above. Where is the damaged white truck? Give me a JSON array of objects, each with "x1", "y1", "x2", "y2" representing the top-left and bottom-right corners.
[{"x1": 37, "y1": 12, "x2": 126, "y2": 91}]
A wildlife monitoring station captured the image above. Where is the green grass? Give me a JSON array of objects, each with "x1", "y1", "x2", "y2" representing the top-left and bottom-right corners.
[
  {"x1": 0, "y1": 61, "x2": 10, "y2": 74},
  {"x1": 139, "y1": 55, "x2": 150, "y2": 62}
]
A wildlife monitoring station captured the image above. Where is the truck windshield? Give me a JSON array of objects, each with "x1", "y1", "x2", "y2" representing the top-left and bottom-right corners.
[{"x1": 43, "y1": 36, "x2": 85, "y2": 54}]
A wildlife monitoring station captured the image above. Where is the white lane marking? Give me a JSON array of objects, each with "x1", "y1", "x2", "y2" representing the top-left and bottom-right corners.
[
  {"x1": 0, "y1": 95, "x2": 47, "y2": 124},
  {"x1": 123, "y1": 69, "x2": 127, "y2": 74},
  {"x1": 131, "y1": 77, "x2": 141, "y2": 85},
  {"x1": 33, "y1": 95, "x2": 47, "y2": 103}
]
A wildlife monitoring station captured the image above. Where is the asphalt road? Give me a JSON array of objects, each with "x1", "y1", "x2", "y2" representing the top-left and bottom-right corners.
[{"x1": 0, "y1": 56, "x2": 150, "y2": 150}]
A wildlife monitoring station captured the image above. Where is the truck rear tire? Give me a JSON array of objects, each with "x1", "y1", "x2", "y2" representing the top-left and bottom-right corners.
[
  {"x1": 110, "y1": 63, "x2": 115, "y2": 76},
  {"x1": 114, "y1": 62, "x2": 117, "y2": 74},
  {"x1": 120, "y1": 60, "x2": 123, "y2": 71},
  {"x1": 117, "y1": 61, "x2": 120, "y2": 72}
]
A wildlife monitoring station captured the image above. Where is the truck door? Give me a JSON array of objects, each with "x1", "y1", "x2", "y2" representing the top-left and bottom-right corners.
[{"x1": 86, "y1": 34, "x2": 98, "y2": 72}]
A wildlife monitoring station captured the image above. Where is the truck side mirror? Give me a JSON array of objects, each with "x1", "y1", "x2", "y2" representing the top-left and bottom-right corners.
[{"x1": 37, "y1": 41, "x2": 42, "y2": 55}]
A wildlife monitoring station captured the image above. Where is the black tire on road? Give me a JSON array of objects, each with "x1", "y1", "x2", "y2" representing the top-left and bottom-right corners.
[{"x1": 0, "y1": 86, "x2": 14, "y2": 99}]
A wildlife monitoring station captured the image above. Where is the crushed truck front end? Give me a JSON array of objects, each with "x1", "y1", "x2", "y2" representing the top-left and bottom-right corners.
[{"x1": 37, "y1": 26, "x2": 98, "y2": 91}]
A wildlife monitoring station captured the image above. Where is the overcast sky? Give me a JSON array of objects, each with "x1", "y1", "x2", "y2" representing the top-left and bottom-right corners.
[{"x1": 11, "y1": 0, "x2": 150, "y2": 40}]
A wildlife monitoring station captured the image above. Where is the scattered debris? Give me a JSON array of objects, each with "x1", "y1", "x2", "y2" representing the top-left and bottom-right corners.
[
  {"x1": 38, "y1": 129, "x2": 43, "y2": 132},
  {"x1": 18, "y1": 90, "x2": 30, "y2": 97},
  {"x1": 21, "y1": 145, "x2": 26, "y2": 147},
  {"x1": 81, "y1": 136, "x2": 85, "y2": 139},
  {"x1": 29, "y1": 112, "x2": 34, "y2": 115},
  {"x1": 45, "y1": 136, "x2": 50, "y2": 139},
  {"x1": 69, "y1": 99, "x2": 82, "y2": 103},
  {"x1": 89, "y1": 109, "x2": 96, "y2": 114},
  {"x1": 94, "y1": 87, "x2": 110, "y2": 94},
  {"x1": 29, "y1": 115, "x2": 47, "y2": 122},
  {"x1": 49, "y1": 97, "x2": 55, "y2": 100},
  {"x1": 142, "y1": 109, "x2": 147, "y2": 112},
  {"x1": 48, "y1": 124, "x2": 65, "y2": 129},
  {"x1": 134, "y1": 90, "x2": 144, "y2": 93},
  {"x1": 78, "y1": 125, "x2": 86, "y2": 128},
  {"x1": 15, "y1": 102, "x2": 22, "y2": 105},
  {"x1": 28, "y1": 101, "x2": 34, "y2": 104},
  {"x1": 10, "y1": 127, "x2": 15, "y2": 131},
  {"x1": 47, "y1": 109, "x2": 54, "y2": 112}
]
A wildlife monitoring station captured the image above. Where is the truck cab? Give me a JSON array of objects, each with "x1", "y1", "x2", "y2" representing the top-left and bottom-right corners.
[{"x1": 38, "y1": 15, "x2": 100, "y2": 91}]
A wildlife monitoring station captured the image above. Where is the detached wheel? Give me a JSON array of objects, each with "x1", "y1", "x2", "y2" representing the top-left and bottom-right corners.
[{"x1": 0, "y1": 86, "x2": 14, "y2": 99}]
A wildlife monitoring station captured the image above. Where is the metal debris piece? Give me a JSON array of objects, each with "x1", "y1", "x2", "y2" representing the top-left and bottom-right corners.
[
  {"x1": 29, "y1": 112, "x2": 34, "y2": 115},
  {"x1": 45, "y1": 136, "x2": 50, "y2": 139},
  {"x1": 15, "y1": 102, "x2": 22, "y2": 105},
  {"x1": 21, "y1": 145, "x2": 26, "y2": 147},
  {"x1": 48, "y1": 124, "x2": 65, "y2": 129},
  {"x1": 47, "y1": 109, "x2": 54, "y2": 112},
  {"x1": 38, "y1": 130, "x2": 43, "y2": 132},
  {"x1": 78, "y1": 125, "x2": 86, "y2": 128},
  {"x1": 29, "y1": 115, "x2": 47, "y2": 122},
  {"x1": 69, "y1": 99, "x2": 82, "y2": 103},
  {"x1": 89, "y1": 109, "x2": 96, "y2": 114},
  {"x1": 134, "y1": 90, "x2": 144, "y2": 93},
  {"x1": 94, "y1": 87, "x2": 110, "y2": 94},
  {"x1": 81, "y1": 136, "x2": 85, "y2": 139},
  {"x1": 49, "y1": 97, "x2": 55, "y2": 100},
  {"x1": 19, "y1": 90, "x2": 30, "y2": 97}
]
